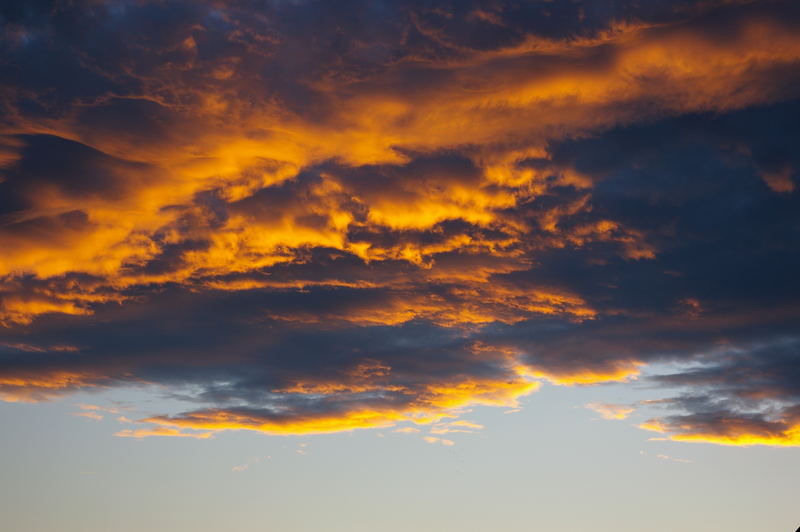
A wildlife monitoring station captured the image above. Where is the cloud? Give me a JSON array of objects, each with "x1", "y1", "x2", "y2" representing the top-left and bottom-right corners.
[
  {"x1": 72, "y1": 411, "x2": 103, "y2": 421},
  {"x1": 585, "y1": 402, "x2": 635, "y2": 421},
  {"x1": 423, "y1": 436, "x2": 455, "y2": 446},
  {"x1": 69, "y1": 402, "x2": 121, "y2": 421},
  {"x1": 640, "y1": 450, "x2": 693, "y2": 463},
  {"x1": 76, "y1": 403, "x2": 119, "y2": 414},
  {"x1": 114, "y1": 427, "x2": 213, "y2": 440},
  {"x1": 0, "y1": 370, "x2": 109, "y2": 403},
  {"x1": 0, "y1": 0, "x2": 798, "y2": 446},
  {"x1": 638, "y1": 340, "x2": 800, "y2": 446},
  {"x1": 430, "y1": 419, "x2": 484, "y2": 434}
]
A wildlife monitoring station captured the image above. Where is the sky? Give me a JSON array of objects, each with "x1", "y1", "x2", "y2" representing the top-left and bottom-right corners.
[{"x1": 0, "y1": 0, "x2": 799, "y2": 530}]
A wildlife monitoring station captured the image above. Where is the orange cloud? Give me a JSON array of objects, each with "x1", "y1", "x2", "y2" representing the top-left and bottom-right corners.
[
  {"x1": 585, "y1": 402, "x2": 635, "y2": 420},
  {"x1": 0, "y1": 0, "x2": 798, "y2": 446},
  {"x1": 639, "y1": 418, "x2": 800, "y2": 447},
  {"x1": 72, "y1": 411, "x2": 103, "y2": 421},
  {"x1": 115, "y1": 427, "x2": 213, "y2": 440},
  {"x1": 142, "y1": 365, "x2": 539, "y2": 437},
  {"x1": 423, "y1": 436, "x2": 455, "y2": 446},
  {"x1": 0, "y1": 296, "x2": 92, "y2": 327},
  {"x1": 521, "y1": 362, "x2": 643, "y2": 386},
  {"x1": 760, "y1": 165, "x2": 795, "y2": 193},
  {"x1": 263, "y1": 283, "x2": 595, "y2": 328},
  {"x1": 3, "y1": 3, "x2": 797, "y2": 327},
  {"x1": 0, "y1": 371, "x2": 105, "y2": 403},
  {"x1": 430, "y1": 420, "x2": 484, "y2": 434}
]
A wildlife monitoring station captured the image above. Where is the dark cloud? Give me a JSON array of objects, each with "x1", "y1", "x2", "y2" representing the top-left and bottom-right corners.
[
  {"x1": 0, "y1": 134, "x2": 157, "y2": 212},
  {"x1": 0, "y1": 0, "x2": 798, "y2": 443},
  {"x1": 639, "y1": 340, "x2": 800, "y2": 445}
]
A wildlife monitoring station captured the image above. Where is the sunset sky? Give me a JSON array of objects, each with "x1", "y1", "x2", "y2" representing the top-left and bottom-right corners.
[{"x1": 1, "y1": 1, "x2": 799, "y2": 530}]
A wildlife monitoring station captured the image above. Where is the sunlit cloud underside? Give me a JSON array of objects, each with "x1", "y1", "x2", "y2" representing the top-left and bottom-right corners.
[{"x1": 1, "y1": 0, "x2": 799, "y2": 446}]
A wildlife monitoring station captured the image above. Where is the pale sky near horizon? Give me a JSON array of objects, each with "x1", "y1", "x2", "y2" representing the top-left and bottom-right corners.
[{"x1": 2, "y1": 370, "x2": 799, "y2": 532}]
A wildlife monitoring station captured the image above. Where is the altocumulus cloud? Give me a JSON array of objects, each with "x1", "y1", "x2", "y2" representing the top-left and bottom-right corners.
[{"x1": 0, "y1": 0, "x2": 798, "y2": 444}]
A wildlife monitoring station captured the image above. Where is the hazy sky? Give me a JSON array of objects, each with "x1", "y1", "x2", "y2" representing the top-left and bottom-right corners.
[{"x1": 1, "y1": 1, "x2": 799, "y2": 530}]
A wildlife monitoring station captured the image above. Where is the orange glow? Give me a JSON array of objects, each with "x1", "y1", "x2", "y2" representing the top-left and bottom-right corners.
[
  {"x1": 430, "y1": 420, "x2": 484, "y2": 434},
  {"x1": 760, "y1": 166, "x2": 795, "y2": 193},
  {"x1": 0, "y1": 372, "x2": 102, "y2": 402},
  {"x1": 423, "y1": 436, "x2": 455, "y2": 446},
  {"x1": 639, "y1": 419, "x2": 800, "y2": 447},
  {"x1": 0, "y1": 2, "x2": 798, "y2": 446},
  {"x1": 585, "y1": 402, "x2": 635, "y2": 420},
  {"x1": 0, "y1": 297, "x2": 92, "y2": 327},
  {"x1": 260, "y1": 284, "x2": 595, "y2": 328},
  {"x1": 520, "y1": 362, "x2": 642, "y2": 386},
  {"x1": 73, "y1": 411, "x2": 103, "y2": 421},
  {"x1": 115, "y1": 427, "x2": 213, "y2": 439},
  {"x1": 143, "y1": 408, "x2": 412, "y2": 436},
  {"x1": 2, "y1": 10, "x2": 796, "y2": 326},
  {"x1": 141, "y1": 365, "x2": 540, "y2": 437}
]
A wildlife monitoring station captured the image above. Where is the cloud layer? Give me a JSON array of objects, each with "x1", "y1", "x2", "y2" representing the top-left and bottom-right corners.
[{"x1": 1, "y1": 0, "x2": 799, "y2": 444}]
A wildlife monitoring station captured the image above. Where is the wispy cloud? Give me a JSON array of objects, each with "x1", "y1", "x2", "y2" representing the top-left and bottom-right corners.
[{"x1": 585, "y1": 402, "x2": 635, "y2": 421}]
